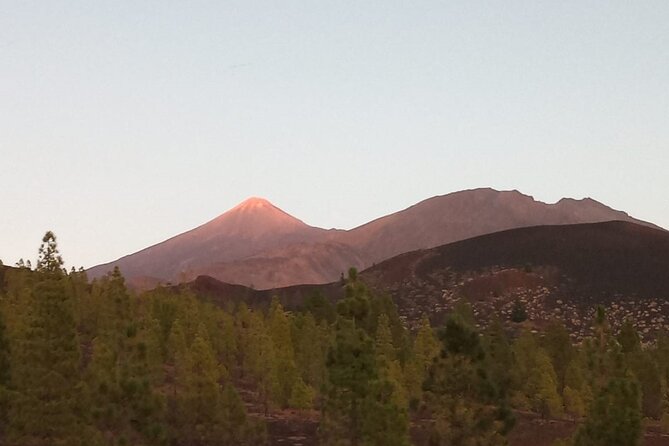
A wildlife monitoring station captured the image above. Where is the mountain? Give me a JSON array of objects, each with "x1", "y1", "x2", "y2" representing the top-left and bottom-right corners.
[
  {"x1": 88, "y1": 189, "x2": 661, "y2": 289},
  {"x1": 335, "y1": 188, "x2": 660, "y2": 265},
  {"x1": 87, "y1": 197, "x2": 343, "y2": 284}
]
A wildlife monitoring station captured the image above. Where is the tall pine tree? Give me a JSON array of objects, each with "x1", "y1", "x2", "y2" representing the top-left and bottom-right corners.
[{"x1": 9, "y1": 232, "x2": 98, "y2": 445}]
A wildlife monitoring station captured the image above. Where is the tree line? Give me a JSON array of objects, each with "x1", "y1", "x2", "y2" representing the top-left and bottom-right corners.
[{"x1": 0, "y1": 232, "x2": 667, "y2": 445}]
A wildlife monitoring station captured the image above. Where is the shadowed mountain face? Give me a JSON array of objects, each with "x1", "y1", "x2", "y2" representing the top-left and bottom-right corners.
[
  {"x1": 88, "y1": 189, "x2": 661, "y2": 289},
  {"x1": 363, "y1": 221, "x2": 669, "y2": 299}
]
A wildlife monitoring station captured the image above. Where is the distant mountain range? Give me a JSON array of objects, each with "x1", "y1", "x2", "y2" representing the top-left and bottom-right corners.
[{"x1": 87, "y1": 188, "x2": 661, "y2": 289}]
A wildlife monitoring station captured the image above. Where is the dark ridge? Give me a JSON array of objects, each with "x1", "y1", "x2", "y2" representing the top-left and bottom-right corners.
[
  {"x1": 375, "y1": 220, "x2": 669, "y2": 299},
  {"x1": 161, "y1": 275, "x2": 344, "y2": 311}
]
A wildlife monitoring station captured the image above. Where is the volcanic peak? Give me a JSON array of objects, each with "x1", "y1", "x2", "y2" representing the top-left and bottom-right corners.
[
  {"x1": 232, "y1": 196, "x2": 275, "y2": 211},
  {"x1": 206, "y1": 196, "x2": 313, "y2": 237}
]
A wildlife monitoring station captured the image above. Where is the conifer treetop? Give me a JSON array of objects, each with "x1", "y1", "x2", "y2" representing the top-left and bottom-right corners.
[{"x1": 36, "y1": 231, "x2": 64, "y2": 274}]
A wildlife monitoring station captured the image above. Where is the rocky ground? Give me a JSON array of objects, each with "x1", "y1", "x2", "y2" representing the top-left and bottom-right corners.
[{"x1": 366, "y1": 265, "x2": 669, "y2": 342}]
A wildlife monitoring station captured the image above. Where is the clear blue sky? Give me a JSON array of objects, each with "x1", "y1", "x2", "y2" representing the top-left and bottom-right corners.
[{"x1": 1, "y1": 1, "x2": 668, "y2": 269}]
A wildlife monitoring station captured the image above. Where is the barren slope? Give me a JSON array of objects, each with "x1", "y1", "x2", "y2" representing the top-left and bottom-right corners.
[
  {"x1": 337, "y1": 188, "x2": 660, "y2": 265},
  {"x1": 88, "y1": 197, "x2": 346, "y2": 282}
]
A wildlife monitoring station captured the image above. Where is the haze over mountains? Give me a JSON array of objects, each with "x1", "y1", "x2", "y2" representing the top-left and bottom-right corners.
[{"x1": 88, "y1": 188, "x2": 661, "y2": 289}]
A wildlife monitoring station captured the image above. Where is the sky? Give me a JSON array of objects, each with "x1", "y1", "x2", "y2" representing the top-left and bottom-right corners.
[{"x1": 1, "y1": 1, "x2": 668, "y2": 269}]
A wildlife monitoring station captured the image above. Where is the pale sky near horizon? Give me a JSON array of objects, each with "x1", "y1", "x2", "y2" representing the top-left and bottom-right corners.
[{"x1": 1, "y1": 1, "x2": 668, "y2": 269}]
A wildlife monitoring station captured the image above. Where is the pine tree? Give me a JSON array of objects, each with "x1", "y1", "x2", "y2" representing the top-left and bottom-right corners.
[
  {"x1": 405, "y1": 314, "x2": 440, "y2": 403},
  {"x1": 573, "y1": 377, "x2": 642, "y2": 446},
  {"x1": 615, "y1": 321, "x2": 662, "y2": 419},
  {"x1": 303, "y1": 291, "x2": 336, "y2": 323},
  {"x1": 171, "y1": 332, "x2": 263, "y2": 445},
  {"x1": 563, "y1": 386, "x2": 587, "y2": 419},
  {"x1": 423, "y1": 316, "x2": 513, "y2": 446},
  {"x1": 142, "y1": 316, "x2": 166, "y2": 383},
  {"x1": 413, "y1": 315, "x2": 440, "y2": 372},
  {"x1": 530, "y1": 350, "x2": 563, "y2": 418},
  {"x1": 66, "y1": 266, "x2": 90, "y2": 337},
  {"x1": 618, "y1": 320, "x2": 641, "y2": 354},
  {"x1": 8, "y1": 232, "x2": 98, "y2": 445},
  {"x1": 89, "y1": 266, "x2": 166, "y2": 443},
  {"x1": 321, "y1": 314, "x2": 409, "y2": 446},
  {"x1": 374, "y1": 313, "x2": 407, "y2": 408},
  {"x1": 118, "y1": 322, "x2": 167, "y2": 444},
  {"x1": 288, "y1": 377, "x2": 316, "y2": 409},
  {"x1": 629, "y1": 350, "x2": 663, "y2": 419},
  {"x1": 563, "y1": 358, "x2": 591, "y2": 418},
  {"x1": 87, "y1": 338, "x2": 119, "y2": 432},
  {"x1": 594, "y1": 305, "x2": 610, "y2": 354},
  {"x1": 293, "y1": 312, "x2": 328, "y2": 393},
  {"x1": 1, "y1": 264, "x2": 35, "y2": 337},
  {"x1": 369, "y1": 295, "x2": 410, "y2": 361},
  {"x1": 172, "y1": 334, "x2": 225, "y2": 445},
  {"x1": 360, "y1": 378, "x2": 410, "y2": 446},
  {"x1": 245, "y1": 310, "x2": 279, "y2": 415},
  {"x1": 321, "y1": 318, "x2": 376, "y2": 444},
  {"x1": 103, "y1": 267, "x2": 132, "y2": 337},
  {"x1": 220, "y1": 383, "x2": 267, "y2": 445},
  {"x1": 482, "y1": 319, "x2": 516, "y2": 402},
  {"x1": 543, "y1": 320, "x2": 575, "y2": 393},
  {"x1": 510, "y1": 299, "x2": 527, "y2": 323},
  {"x1": 452, "y1": 298, "x2": 476, "y2": 327},
  {"x1": 375, "y1": 313, "x2": 395, "y2": 365},
  {"x1": 268, "y1": 298, "x2": 299, "y2": 407},
  {"x1": 513, "y1": 331, "x2": 562, "y2": 416},
  {"x1": 0, "y1": 306, "x2": 11, "y2": 434},
  {"x1": 35, "y1": 231, "x2": 64, "y2": 274},
  {"x1": 167, "y1": 319, "x2": 190, "y2": 399},
  {"x1": 212, "y1": 310, "x2": 237, "y2": 373},
  {"x1": 323, "y1": 276, "x2": 410, "y2": 445}
]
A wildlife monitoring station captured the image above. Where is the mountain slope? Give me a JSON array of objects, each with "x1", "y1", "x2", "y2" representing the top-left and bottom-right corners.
[
  {"x1": 336, "y1": 188, "x2": 660, "y2": 265},
  {"x1": 88, "y1": 189, "x2": 662, "y2": 289},
  {"x1": 192, "y1": 242, "x2": 365, "y2": 289},
  {"x1": 87, "y1": 197, "x2": 344, "y2": 282},
  {"x1": 363, "y1": 220, "x2": 669, "y2": 296},
  {"x1": 361, "y1": 220, "x2": 669, "y2": 337}
]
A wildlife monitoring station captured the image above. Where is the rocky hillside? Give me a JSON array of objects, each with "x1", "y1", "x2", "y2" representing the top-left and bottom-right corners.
[
  {"x1": 362, "y1": 220, "x2": 669, "y2": 339},
  {"x1": 176, "y1": 221, "x2": 669, "y2": 341}
]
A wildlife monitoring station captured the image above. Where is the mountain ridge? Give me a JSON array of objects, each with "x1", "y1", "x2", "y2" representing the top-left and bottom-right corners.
[
  {"x1": 88, "y1": 188, "x2": 662, "y2": 289},
  {"x1": 330, "y1": 188, "x2": 660, "y2": 266}
]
